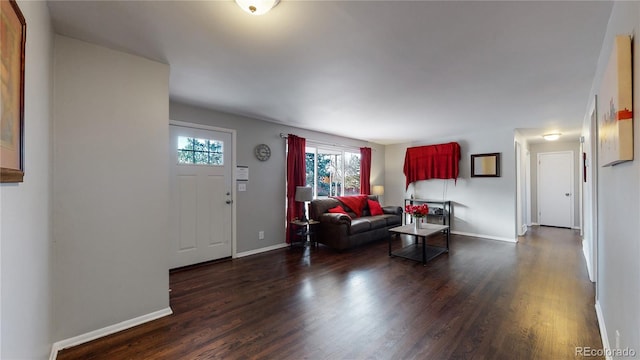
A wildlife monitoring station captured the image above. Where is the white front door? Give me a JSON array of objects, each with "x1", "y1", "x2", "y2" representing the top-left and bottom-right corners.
[
  {"x1": 538, "y1": 151, "x2": 573, "y2": 228},
  {"x1": 169, "y1": 125, "x2": 233, "y2": 268}
]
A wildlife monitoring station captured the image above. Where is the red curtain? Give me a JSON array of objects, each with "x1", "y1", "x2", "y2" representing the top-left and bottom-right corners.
[
  {"x1": 360, "y1": 147, "x2": 372, "y2": 195},
  {"x1": 286, "y1": 135, "x2": 306, "y2": 243},
  {"x1": 403, "y1": 142, "x2": 460, "y2": 189}
]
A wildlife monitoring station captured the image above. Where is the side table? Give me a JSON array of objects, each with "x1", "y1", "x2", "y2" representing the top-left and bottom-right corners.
[{"x1": 289, "y1": 219, "x2": 320, "y2": 248}]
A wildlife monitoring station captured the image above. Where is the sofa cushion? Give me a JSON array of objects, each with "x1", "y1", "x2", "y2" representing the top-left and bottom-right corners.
[
  {"x1": 365, "y1": 215, "x2": 388, "y2": 230},
  {"x1": 383, "y1": 214, "x2": 402, "y2": 227},
  {"x1": 349, "y1": 218, "x2": 371, "y2": 234},
  {"x1": 368, "y1": 199, "x2": 384, "y2": 216},
  {"x1": 309, "y1": 198, "x2": 342, "y2": 220}
]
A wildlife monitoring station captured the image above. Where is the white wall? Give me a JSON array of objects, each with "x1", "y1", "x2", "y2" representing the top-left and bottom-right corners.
[
  {"x1": 52, "y1": 36, "x2": 171, "y2": 341},
  {"x1": 385, "y1": 128, "x2": 517, "y2": 242},
  {"x1": 581, "y1": 1, "x2": 640, "y2": 355},
  {"x1": 169, "y1": 101, "x2": 385, "y2": 254},
  {"x1": 0, "y1": 1, "x2": 53, "y2": 358},
  {"x1": 529, "y1": 140, "x2": 581, "y2": 228}
]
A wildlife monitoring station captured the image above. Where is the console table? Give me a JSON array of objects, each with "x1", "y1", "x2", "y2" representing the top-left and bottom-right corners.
[{"x1": 404, "y1": 198, "x2": 452, "y2": 227}]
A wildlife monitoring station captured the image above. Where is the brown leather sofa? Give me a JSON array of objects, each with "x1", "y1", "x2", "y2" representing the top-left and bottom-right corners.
[{"x1": 309, "y1": 195, "x2": 403, "y2": 250}]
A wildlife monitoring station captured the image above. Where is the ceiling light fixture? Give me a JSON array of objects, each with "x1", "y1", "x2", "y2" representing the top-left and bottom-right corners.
[
  {"x1": 543, "y1": 133, "x2": 561, "y2": 141},
  {"x1": 235, "y1": 0, "x2": 280, "y2": 15}
]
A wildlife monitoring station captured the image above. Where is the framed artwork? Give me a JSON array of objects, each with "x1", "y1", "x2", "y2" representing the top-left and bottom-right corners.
[
  {"x1": 0, "y1": 0, "x2": 26, "y2": 183},
  {"x1": 471, "y1": 153, "x2": 501, "y2": 177},
  {"x1": 598, "y1": 35, "x2": 633, "y2": 167}
]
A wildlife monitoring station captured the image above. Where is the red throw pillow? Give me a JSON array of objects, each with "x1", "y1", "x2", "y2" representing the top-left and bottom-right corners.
[
  {"x1": 368, "y1": 199, "x2": 384, "y2": 216},
  {"x1": 328, "y1": 205, "x2": 351, "y2": 218}
]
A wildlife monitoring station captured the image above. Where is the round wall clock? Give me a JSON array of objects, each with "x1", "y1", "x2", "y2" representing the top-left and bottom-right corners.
[{"x1": 254, "y1": 144, "x2": 271, "y2": 161}]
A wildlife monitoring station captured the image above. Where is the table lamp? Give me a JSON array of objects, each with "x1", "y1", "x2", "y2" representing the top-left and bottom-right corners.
[
  {"x1": 372, "y1": 185, "x2": 385, "y2": 204},
  {"x1": 295, "y1": 186, "x2": 313, "y2": 222}
]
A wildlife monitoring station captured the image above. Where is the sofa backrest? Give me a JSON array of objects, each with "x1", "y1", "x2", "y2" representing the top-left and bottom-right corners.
[{"x1": 309, "y1": 195, "x2": 380, "y2": 220}]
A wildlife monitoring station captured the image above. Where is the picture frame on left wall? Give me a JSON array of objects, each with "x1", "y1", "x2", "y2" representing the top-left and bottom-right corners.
[{"x1": 0, "y1": 0, "x2": 26, "y2": 183}]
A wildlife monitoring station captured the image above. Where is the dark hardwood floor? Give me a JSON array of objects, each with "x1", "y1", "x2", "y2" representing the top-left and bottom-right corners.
[{"x1": 58, "y1": 226, "x2": 602, "y2": 359}]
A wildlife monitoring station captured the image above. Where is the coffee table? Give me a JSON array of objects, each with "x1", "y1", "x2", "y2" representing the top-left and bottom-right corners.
[{"x1": 388, "y1": 223, "x2": 449, "y2": 265}]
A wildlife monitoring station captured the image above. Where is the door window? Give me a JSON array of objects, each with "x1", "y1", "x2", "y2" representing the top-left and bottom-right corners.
[{"x1": 177, "y1": 136, "x2": 224, "y2": 165}]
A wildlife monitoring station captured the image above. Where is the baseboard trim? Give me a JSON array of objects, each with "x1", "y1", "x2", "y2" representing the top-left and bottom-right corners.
[
  {"x1": 519, "y1": 225, "x2": 528, "y2": 236},
  {"x1": 49, "y1": 307, "x2": 173, "y2": 360},
  {"x1": 595, "y1": 301, "x2": 612, "y2": 360},
  {"x1": 235, "y1": 243, "x2": 289, "y2": 258},
  {"x1": 451, "y1": 231, "x2": 517, "y2": 243}
]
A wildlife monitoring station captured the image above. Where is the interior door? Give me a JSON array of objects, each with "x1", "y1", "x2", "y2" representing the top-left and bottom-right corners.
[
  {"x1": 169, "y1": 125, "x2": 232, "y2": 268},
  {"x1": 538, "y1": 151, "x2": 573, "y2": 228}
]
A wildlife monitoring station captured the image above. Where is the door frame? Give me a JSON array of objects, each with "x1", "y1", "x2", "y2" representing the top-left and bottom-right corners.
[
  {"x1": 169, "y1": 120, "x2": 238, "y2": 259},
  {"x1": 536, "y1": 150, "x2": 575, "y2": 228},
  {"x1": 515, "y1": 141, "x2": 527, "y2": 236},
  {"x1": 589, "y1": 99, "x2": 599, "y2": 288},
  {"x1": 525, "y1": 150, "x2": 531, "y2": 226}
]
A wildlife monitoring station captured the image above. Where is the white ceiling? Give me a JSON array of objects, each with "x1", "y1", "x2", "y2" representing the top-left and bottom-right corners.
[{"x1": 47, "y1": 1, "x2": 613, "y2": 145}]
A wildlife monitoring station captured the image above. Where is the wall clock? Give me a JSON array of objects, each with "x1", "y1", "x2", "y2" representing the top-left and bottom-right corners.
[{"x1": 254, "y1": 144, "x2": 271, "y2": 161}]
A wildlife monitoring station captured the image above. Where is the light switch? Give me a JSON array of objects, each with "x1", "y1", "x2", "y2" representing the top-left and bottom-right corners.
[{"x1": 238, "y1": 183, "x2": 247, "y2": 192}]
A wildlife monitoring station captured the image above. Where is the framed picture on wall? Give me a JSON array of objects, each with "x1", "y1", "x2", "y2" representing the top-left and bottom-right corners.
[
  {"x1": 597, "y1": 35, "x2": 633, "y2": 167},
  {"x1": 0, "y1": 0, "x2": 26, "y2": 183},
  {"x1": 471, "y1": 153, "x2": 501, "y2": 177}
]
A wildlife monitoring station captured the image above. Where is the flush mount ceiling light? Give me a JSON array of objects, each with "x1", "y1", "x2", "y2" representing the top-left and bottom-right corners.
[
  {"x1": 543, "y1": 133, "x2": 561, "y2": 141},
  {"x1": 235, "y1": 0, "x2": 280, "y2": 15}
]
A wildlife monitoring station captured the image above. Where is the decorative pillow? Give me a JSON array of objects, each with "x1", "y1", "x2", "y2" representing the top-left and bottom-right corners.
[
  {"x1": 333, "y1": 195, "x2": 368, "y2": 217},
  {"x1": 368, "y1": 199, "x2": 384, "y2": 216},
  {"x1": 328, "y1": 205, "x2": 351, "y2": 218}
]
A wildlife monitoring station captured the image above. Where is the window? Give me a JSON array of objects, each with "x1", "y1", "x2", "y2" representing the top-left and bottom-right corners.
[
  {"x1": 305, "y1": 145, "x2": 360, "y2": 198},
  {"x1": 177, "y1": 136, "x2": 223, "y2": 165}
]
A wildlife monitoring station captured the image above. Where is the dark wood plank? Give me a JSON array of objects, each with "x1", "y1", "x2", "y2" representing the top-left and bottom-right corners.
[{"x1": 57, "y1": 226, "x2": 603, "y2": 359}]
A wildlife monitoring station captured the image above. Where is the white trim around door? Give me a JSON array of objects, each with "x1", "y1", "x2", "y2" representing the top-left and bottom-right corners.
[{"x1": 169, "y1": 120, "x2": 237, "y2": 260}]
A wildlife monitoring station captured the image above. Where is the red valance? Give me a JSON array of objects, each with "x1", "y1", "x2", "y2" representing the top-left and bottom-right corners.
[{"x1": 403, "y1": 142, "x2": 461, "y2": 189}]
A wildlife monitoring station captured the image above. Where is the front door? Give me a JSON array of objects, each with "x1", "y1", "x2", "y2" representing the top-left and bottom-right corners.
[
  {"x1": 538, "y1": 151, "x2": 573, "y2": 228},
  {"x1": 169, "y1": 124, "x2": 233, "y2": 268}
]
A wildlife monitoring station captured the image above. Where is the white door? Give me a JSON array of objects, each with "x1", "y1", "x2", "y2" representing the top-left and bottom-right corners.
[
  {"x1": 538, "y1": 151, "x2": 573, "y2": 228},
  {"x1": 169, "y1": 125, "x2": 233, "y2": 268}
]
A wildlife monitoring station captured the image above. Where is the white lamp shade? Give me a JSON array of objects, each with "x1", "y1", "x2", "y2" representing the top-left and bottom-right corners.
[
  {"x1": 295, "y1": 186, "x2": 313, "y2": 202},
  {"x1": 372, "y1": 185, "x2": 385, "y2": 196},
  {"x1": 543, "y1": 133, "x2": 561, "y2": 141},
  {"x1": 235, "y1": 0, "x2": 280, "y2": 15}
]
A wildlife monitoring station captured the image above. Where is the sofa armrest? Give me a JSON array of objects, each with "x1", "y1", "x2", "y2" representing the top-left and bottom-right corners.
[
  {"x1": 382, "y1": 206, "x2": 403, "y2": 215},
  {"x1": 318, "y1": 213, "x2": 351, "y2": 225}
]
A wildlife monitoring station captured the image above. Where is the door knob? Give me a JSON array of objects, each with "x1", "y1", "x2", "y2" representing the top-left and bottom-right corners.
[
  {"x1": 226, "y1": 200, "x2": 233, "y2": 204},
  {"x1": 565, "y1": 193, "x2": 570, "y2": 196}
]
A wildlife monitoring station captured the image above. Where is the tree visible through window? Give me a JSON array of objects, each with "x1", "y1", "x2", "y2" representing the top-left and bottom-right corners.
[
  {"x1": 305, "y1": 145, "x2": 360, "y2": 197},
  {"x1": 177, "y1": 136, "x2": 223, "y2": 165}
]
